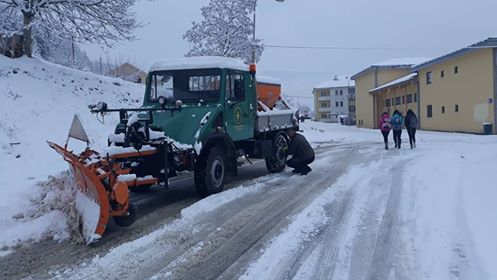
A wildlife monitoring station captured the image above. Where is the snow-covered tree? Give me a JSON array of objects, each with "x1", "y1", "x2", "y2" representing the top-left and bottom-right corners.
[
  {"x1": 35, "y1": 34, "x2": 93, "y2": 71},
  {"x1": 0, "y1": 0, "x2": 139, "y2": 58},
  {"x1": 183, "y1": 0, "x2": 264, "y2": 63}
]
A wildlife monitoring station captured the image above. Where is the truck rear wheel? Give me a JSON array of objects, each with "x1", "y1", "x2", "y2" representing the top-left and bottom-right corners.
[
  {"x1": 194, "y1": 146, "x2": 226, "y2": 197},
  {"x1": 265, "y1": 133, "x2": 288, "y2": 173}
]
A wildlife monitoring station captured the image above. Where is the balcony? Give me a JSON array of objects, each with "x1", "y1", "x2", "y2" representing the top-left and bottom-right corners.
[{"x1": 318, "y1": 107, "x2": 332, "y2": 113}]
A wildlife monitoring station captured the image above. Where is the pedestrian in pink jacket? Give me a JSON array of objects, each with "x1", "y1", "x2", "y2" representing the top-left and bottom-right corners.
[{"x1": 379, "y1": 112, "x2": 392, "y2": 150}]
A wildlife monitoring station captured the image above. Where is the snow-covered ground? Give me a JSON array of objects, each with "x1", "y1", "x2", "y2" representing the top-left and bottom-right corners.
[
  {"x1": 0, "y1": 56, "x2": 144, "y2": 252},
  {"x1": 243, "y1": 122, "x2": 497, "y2": 279},
  {"x1": 1, "y1": 56, "x2": 496, "y2": 279},
  {"x1": 23, "y1": 121, "x2": 497, "y2": 280}
]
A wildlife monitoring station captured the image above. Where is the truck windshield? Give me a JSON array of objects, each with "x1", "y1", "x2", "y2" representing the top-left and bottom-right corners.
[{"x1": 148, "y1": 69, "x2": 222, "y2": 103}]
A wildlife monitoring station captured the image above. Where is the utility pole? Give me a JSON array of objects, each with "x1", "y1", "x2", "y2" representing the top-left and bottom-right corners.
[{"x1": 252, "y1": 0, "x2": 285, "y2": 64}]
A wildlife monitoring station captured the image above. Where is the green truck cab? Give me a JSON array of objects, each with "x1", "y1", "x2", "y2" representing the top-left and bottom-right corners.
[{"x1": 94, "y1": 57, "x2": 298, "y2": 197}]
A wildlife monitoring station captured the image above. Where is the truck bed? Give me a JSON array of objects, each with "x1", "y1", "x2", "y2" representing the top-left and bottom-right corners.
[{"x1": 256, "y1": 101, "x2": 296, "y2": 132}]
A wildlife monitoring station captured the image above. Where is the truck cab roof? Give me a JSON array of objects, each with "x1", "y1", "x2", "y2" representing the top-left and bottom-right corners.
[{"x1": 149, "y1": 56, "x2": 249, "y2": 72}]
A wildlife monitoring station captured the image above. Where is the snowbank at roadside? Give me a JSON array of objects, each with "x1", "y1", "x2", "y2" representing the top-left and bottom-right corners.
[{"x1": 0, "y1": 56, "x2": 143, "y2": 252}]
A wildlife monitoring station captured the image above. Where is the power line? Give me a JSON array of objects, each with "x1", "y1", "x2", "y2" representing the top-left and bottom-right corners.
[
  {"x1": 283, "y1": 95, "x2": 314, "y2": 99},
  {"x1": 265, "y1": 44, "x2": 448, "y2": 51}
]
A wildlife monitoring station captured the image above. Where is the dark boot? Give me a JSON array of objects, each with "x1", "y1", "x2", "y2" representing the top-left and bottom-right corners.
[{"x1": 300, "y1": 166, "x2": 312, "y2": 175}]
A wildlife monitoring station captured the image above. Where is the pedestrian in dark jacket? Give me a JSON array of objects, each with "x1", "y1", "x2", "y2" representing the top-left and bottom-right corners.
[
  {"x1": 391, "y1": 110, "x2": 404, "y2": 149},
  {"x1": 379, "y1": 112, "x2": 392, "y2": 150},
  {"x1": 404, "y1": 109, "x2": 418, "y2": 149},
  {"x1": 286, "y1": 128, "x2": 315, "y2": 175}
]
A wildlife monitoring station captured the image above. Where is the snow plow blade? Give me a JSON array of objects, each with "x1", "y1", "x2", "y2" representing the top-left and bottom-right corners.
[{"x1": 47, "y1": 141, "x2": 159, "y2": 244}]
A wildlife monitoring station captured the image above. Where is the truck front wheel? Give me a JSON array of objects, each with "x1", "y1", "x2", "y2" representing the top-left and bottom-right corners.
[
  {"x1": 265, "y1": 133, "x2": 288, "y2": 173},
  {"x1": 194, "y1": 146, "x2": 226, "y2": 197}
]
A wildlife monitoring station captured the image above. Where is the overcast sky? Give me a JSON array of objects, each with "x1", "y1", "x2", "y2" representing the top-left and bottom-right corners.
[{"x1": 84, "y1": 0, "x2": 497, "y2": 106}]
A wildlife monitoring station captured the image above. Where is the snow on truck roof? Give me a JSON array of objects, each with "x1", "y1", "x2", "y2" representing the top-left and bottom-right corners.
[{"x1": 149, "y1": 56, "x2": 249, "y2": 72}]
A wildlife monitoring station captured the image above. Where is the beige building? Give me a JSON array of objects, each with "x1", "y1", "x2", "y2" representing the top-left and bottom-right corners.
[
  {"x1": 352, "y1": 58, "x2": 429, "y2": 128},
  {"x1": 107, "y1": 63, "x2": 147, "y2": 84},
  {"x1": 369, "y1": 73, "x2": 419, "y2": 125},
  {"x1": 412, "y1": 38, "x2": 497, "y2": 134}
]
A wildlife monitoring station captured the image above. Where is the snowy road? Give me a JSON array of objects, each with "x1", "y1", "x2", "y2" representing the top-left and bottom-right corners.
[
  {"x1": 1, "y1": 141, "x2": 384, "y2": 280},
  {"x1": 2, "y1": 128, "x2": 497, "y2": 280}
]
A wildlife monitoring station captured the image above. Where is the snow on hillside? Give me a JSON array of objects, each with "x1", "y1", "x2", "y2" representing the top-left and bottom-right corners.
[{"x1": 0, "y1": 56, "x2": 144, "y2": 252}]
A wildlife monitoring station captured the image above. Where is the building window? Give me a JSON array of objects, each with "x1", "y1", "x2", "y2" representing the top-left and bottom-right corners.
[
  {"x1": 426, "y1": 72, "x2": 432, "y2": 84},
  {"x1": 427, "y1": 105, "x2": 433, "y2": 118},
  {"x1": 386, "y1": 99, "x2": 391, "y2": 107},
  {"x1": 406, "y1": 94, "x2": 413, "y2": 104},
  {"x1": 335, "y1": 101, "x2": 339, "y2": 107},
  {"x1": 441, "y1": 70, "x2": 445, "y2": 78},
  {"x1": 414, "y1": 93, "x2": 418, "y2": 102},
  {"x1": 321, "y1": 113, "x2": 327, "y2": 119},
  {"x1": 402, "y1": 96, "x2": 405, "y2": 104},
  {"x1": 442, "y1": 106, "x2": 445, "y2": 114},
  {"x1": 340, "y1": 90, "x2": 343, "y2": 95},
  {"x1": 455, "y1": 104, "x2": 459, "y2": 112},
  {"x1": 335, "y1": 90, "x2": 339, "y2": 96},
  {"x1": 395, "y1": 97, "x2": 401, "y2": 105},
  {"x1": 454, "y1": 66, "x2": 459, "y2": 74},
  {"x1": 340, "y1": 101, "x2": 344, "y2": 107}
]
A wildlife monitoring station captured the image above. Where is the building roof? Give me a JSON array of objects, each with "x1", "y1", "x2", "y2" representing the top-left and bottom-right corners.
[
  {"x1": 369, "y1": 73, "x2": 418, "y2": 93},
  {"x1": 351, "y1": 57, "x2": 430, "y2": 80},
  {"x1": 315, "y1": 75, "x2": 355, "y2": 89},
  {"x1": 150, "y1": 56, "x2": 248, "y2": 72},
  {"x1": 106, "y1": 63, "x2": 147, "y2": 82},
  {"x1": 412, "y1": 38, "x2": 497, "y2": 71}
]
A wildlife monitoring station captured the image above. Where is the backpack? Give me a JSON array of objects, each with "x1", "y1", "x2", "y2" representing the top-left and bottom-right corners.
[
  {"x1": 382, "y1": 118, "x2": 392, "y2": 129},
  {"x1": 409, "y1": 115, "x2": 418, "y2": 128},
  {"x1": 392, "y1": 115, "x2": 403, "y2": 130}
]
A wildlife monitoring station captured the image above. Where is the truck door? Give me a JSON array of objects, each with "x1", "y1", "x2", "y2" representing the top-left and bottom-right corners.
[{"x1": 224, "y1": 71, "x2": 255, "y2": 141}]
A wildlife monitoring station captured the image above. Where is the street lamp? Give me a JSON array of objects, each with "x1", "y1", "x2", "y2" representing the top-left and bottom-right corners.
[{"x1": 252, "y1": 0, "x2": 285, "y2": 63}]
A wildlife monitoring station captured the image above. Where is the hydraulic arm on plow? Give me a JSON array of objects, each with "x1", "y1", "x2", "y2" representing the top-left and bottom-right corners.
[{"x1": 48, "y1": 104, "x2": 189, "y2": 244}]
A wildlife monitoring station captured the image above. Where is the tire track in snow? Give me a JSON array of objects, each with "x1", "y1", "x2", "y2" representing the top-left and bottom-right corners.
[
  {"x1": 243, "y1": 151, "x2": 418, "y2": 280},
  {"x1": 150, "y1": 147, "x2": 365, "y2": 280},
  {"x1": 39, "y1": 144, "x2": 360, "y2": 280},
  {"x1": 288, "y1": 157, "x2": 395, "y2": 280},
  {"x1": 236, "y1": 149, "x2": 382, "y2": 280},
  {"x1": 363, "y1": 158, "x2": 413, "y2": 280}
]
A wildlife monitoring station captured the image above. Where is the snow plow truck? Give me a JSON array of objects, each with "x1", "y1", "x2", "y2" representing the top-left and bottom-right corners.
[{"x1": 48, "y1": 56, "x2": 298, "y2": 244}]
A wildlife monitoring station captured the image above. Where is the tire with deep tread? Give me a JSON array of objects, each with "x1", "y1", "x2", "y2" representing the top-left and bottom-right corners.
[
  {"x1": 265, "y1": 133, "x2": 288, "y2": 173},
  {"x1": 113, "y1": 203, "x2": 138, "y2": 227},
  {"x1": 194, "y1": 146, "x2": 226, "y2": 198}
]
